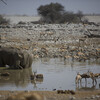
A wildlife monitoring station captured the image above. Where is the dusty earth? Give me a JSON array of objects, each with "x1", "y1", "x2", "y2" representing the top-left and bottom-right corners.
[{"x1": 0, "y1": 90, "x2": 100, "y2": 100}]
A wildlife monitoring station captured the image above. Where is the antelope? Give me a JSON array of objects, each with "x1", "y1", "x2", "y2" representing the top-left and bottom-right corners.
[
  {"x1": 36, "y1": 74, "x2": 43, "y2": 79},
  {"x1": 64, "y1": 55, "x2": 71, "y2": 59},
  {"x1": 30, "y1": 71, "x2": 37, "y2": 80},
  {"x1": 75, "y1": 71, "x2": 90, "y2": 86},
  {"x1": 47, "y1": 31, "x2": 54, "y2": 36},
  {"x1": 75, "y1": 72, "x2": 82, "y2": 85},
  {"x1": 77, "y1": 52, "x2": 85, "y2": 56},
  {"x1": 76, "y1": 71, "x2": 100, "y2": 86},
  {"x1": 30, "y1": 71, "x2": 43, "y2": 80},
  {"x1": 79, "y1": 38, "x2": 86, "y2": 46},
  {"x1": 39, "y1": 32, "x2": 46, "y2": 38},
  {"x1": 89, "y1": 72, "x2": 100, "y2": 85}
]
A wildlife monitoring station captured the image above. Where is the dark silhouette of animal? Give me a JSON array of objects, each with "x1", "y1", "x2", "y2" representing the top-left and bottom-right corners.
[
  {"x1": 36, "y1": 74, "x2": 43, "y2": 79},
  {"x1": 0, "y1": 47, "x2": 33, "y2": 69}
]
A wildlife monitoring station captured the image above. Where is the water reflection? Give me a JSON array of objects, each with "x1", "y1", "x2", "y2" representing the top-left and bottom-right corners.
[
  {"x1": 0, "y1": 68, "x2": 32, "y2": 87},
  {"x1": 76, "y1": 85, "x2": 96, "y2": 91},
  {"x1": 0, "y1": 58, "x2": 100, "y2": 91},
  {"x1": 31, "y1": 78, "x2": 43, "y2": 89}
]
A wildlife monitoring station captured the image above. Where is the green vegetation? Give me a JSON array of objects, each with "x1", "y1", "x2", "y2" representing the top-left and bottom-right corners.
[{"x1": 37, "y1": 3, "x2": 84, "y2": 23}]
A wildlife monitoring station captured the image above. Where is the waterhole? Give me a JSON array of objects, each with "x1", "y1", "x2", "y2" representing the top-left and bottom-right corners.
[{"x1": 0, "y1": 58, "x2": 100, "y2": 91}]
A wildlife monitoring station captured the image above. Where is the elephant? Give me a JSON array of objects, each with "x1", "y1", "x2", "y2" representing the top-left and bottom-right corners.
[
  {"x1": 20, "y1": 51, "x2": 33, "y2": 68},
  {"x1": 0, "y1": 47, "x2": 33, "y2": 69}
]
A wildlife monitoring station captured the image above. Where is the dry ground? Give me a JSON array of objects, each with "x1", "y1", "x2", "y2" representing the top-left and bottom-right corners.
[{"x1": 0, "y1": 90, "x2": 100, "y2": 100}]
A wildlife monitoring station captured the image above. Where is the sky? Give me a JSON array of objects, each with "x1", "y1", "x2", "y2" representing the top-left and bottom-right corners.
[{"x1": 0, "y1": 0, "x2": 100, "y2": 15}]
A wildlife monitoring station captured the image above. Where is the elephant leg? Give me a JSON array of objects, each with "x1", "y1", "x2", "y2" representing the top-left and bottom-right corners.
[
  {"x1": 95, "y1": 79, "x2": 97, "y2": 85},
  {"x1": 92, "y1": 78, "x2": 95, "y2": 86},
  {"x1": 16, "y1": 60, "x2": 23, "y2": 69},
  {"x1": 18, "y1": 65, "x2": 23, "y2": 69},
  {"x1": 85, "y1": 78, "x2": 87, "y2": 87},
  {"x1": 80, "y1": 79, "x2": 82, "y2": 87}
]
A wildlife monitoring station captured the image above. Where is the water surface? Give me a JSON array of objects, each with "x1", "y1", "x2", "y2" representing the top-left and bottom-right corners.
[{"x1": 0, "y1": 58, "x2": 100, "y2": 91}]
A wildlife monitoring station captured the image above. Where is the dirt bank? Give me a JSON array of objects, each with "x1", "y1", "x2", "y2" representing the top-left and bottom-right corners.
[{"x1": 0, "y1": 90, "x2": 100, "y2": 100}]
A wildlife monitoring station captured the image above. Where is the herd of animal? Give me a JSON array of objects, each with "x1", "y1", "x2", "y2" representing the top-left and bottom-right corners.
[
  {"x1": 75, "y1": 71, "x2": 100, "y2": 87},
  {"x1": 1, "y1": 70, "x2": 100, "y2": 87}
]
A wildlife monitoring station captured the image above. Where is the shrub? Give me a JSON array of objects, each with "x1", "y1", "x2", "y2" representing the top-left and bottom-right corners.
[
  {"x1": 18, "y1": 21, "x2": 26, "y2": 24},
  {"x1": 37, "y1": 3, "x2": 84, "y2": 24},
  {"x1": 0, "y1": 15, "x2": 10, "y2": 25}
]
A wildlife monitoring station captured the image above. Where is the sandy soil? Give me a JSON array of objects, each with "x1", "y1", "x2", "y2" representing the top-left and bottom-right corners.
[
  {"x1": 85, "y1": 15, "x2": 100, "y2": 24},
  {"x1": 4, "y1": 15, "x2": 100, "y2": 24},
  {"x1": 0, "y1": 90, "x2": 100, "y2": 100}
]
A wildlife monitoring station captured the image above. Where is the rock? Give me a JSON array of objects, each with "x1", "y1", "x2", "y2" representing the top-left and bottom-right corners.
[
  {"x1": 53, "y1": 89, "x2": 56, "y2": 91},
  {"x1": 24, "y1": 90, "x2": 30, "y2": 93},
  {"x1": 91, "y1": 95, "x2": 95, "y2": 99},
  {"x1": 69, "y1": 96, "x2": 76, "y2": 100},
  {"x1": 95, "y1": 95, "x2": 100, "y2": 98},
  {"x1": 84, "y1": 97, "x2": 90, "y2": 99},
  {"x1": 57, "y1": 90, "x2": 64, "y2": 94},
  {"x1": 69, "y1": 90, "x2": 75, "y2": 95}
]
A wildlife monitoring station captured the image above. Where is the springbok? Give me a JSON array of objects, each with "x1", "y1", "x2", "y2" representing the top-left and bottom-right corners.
[
  {"x1": 30, "y1": 71, "x2": 43, "y2": 80},
  {"x1": 75, "y1": 71, "x2": 90, "y2": 86},
  {"x1": 89, "y1": 72, "x2": 100, "y2": 85},
  {"x1": 76, "y1": 71, "x2": 100, "y2": 87},
  {"x1": 75, "y1": 72, "x2": 82, "y2": 85},
  {"x1": 30, "y1": 71, "x2": 37, "y2": 80}
]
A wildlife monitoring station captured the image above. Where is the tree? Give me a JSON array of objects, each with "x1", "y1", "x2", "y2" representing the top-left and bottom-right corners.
[
  {"x1": 37, "y1": 3, "x2": 64, "y2": 23},
  {"x1": 76, "y1": 10, "x2": 83, "y2": 22},
  {"x1": 37, "y1": 3, "x2": 84, "y2": 24}
]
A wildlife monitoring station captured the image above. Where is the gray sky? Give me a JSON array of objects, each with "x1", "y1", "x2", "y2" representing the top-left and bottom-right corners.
[{"x1": 0, "y1": 0, "x2": 100, "y2": 15}]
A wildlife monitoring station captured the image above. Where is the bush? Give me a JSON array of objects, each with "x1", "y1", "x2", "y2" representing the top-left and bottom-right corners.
[
  {"x1": 18, "y1": 21, "x2": 26, "y2": 24},
  {"x1": 0, "y1": 15, "x2": 10, "y2": 25},
  {"x1": 37, "y1": 3, "x2": 84, "y2": 24},
  {"x1": 60, "y1": 11, "x2": 83, "y2": 23}
]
